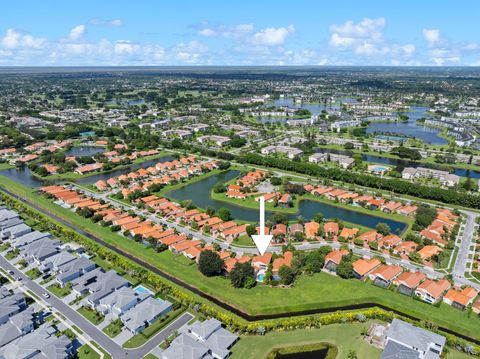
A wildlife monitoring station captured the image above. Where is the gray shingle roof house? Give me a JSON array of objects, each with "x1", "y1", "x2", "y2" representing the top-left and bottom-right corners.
[
  {"x1": 0, "y1": 210, "x2": 19, "y2": 224},
  {"x1": 1, "y1": 223, "x2": 31, "y2": 240},
  {"x1": 97, "y1": 286, "x2": 149, "y2": 317},
  {"x1": 0, "y1": 294, "x2": 27, "y2": 325},
  {"x1": 162, "y1": 334, "x2": 209, "y2": 359},
  {"x1": 162, "y1": 318, "x2": 238, "y2": 359},
  {"x1": 82, "y1": 269, "x2": 129, "y2": 307},
  {"x1": 20, "y1": 238, "x2": 60, "y2": 263},
  {"x1": 0, "y1": 325, "x2": 73, "y2": 359},
  {"x1": 39, "y1": 250, "x2": 76, "y2": 273},
  {"x1": 0, "y1": 218, "x2": 23, "y2": 231},
  {"x1": 381, "y1": 319, "x2": 446, "y2": 359},
  {"x1": 0, "y1": 307, "x2": 35, "y2": 347},
  {"x1": 121, "y1": 297, "x2": 172, "y2": 334},
  {"x1": 9, "y1": 230, "x2": 50, "y2": 249},
  {"x1": 381, "y1": 340, "x2": 421, "y2": 359},
  {"x1": 56, "y1": 256, "x2": 96, "y2": 287}
]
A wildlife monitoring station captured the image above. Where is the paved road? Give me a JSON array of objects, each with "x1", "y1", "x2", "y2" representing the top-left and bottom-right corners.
[
  {"x1": 0, "y1": 254, "x2": 192, "y2": 358},
  {"x1": 453, "y1": 211, "x2": 478, "y2": 281}
]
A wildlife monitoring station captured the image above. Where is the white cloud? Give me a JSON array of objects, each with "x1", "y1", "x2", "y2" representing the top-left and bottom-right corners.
[
  {"x1": 1, "y1": 29, "x2": 45, "y2": 49},
  {"x1": 69, "y1": 25, "x2": 86, "y2": 41},
  {"x1": 196, "y1": 23, "x2": 254, "y2": 38},
  {"x1": 90, "y1": 18, "x2": 123, "y2": 27},
  {"x1": 330, "y1": 18, "x2": 385, "y2": 48},
  {"x1": 251, "y1": 25, "x2": 295, "y2": 46},
  {"x1": 172, "y1": 40, "x2": 208, "y2": 64},
  {"x1": 422, "y1": 29, "x2": 441, "y2": 47}
]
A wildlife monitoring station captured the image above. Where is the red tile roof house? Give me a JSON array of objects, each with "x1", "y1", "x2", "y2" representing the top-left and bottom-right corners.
[
  {"x1": 397, "y1": 205, "x2": 418, "y2": 216},
  {"x1": 278, "y1": 194, "x2": 292, "y2": 208},
  {"x1": 393, "y1": 271, "x2": 426, "y2": 296},
  {"x1": 323, "y1": 222, "x2": 339, "y2": 240},
  {"x1": 252, "y1": 253, "x2": 273, "y2": 273},
  {"x1": 414, "y1": 279, "x2": 451, "y2": 304},
  {"x1": 272, "y1": 251, "x2": 294, "y2": 280},
  {"x1": 324, "y1": 249, "x2": 349, "y2": 272},
  {"x1": 221, "y1": 224, "x2": 248, "y2": 243},
  {"x1": 95, "y1": 180, "x2": 108, "y2": 191},
  {"x1": 352, "y1": 258, "x2": 381, "y2": 280},
  {"x1": 378, "y1": 234, "x2": 402, "y2": 249},
  {"x1": 271, "y1": 224, "x2": 287, "y2": 241},
  {"x1": 393, "y1": 241, "x2": 418, "y2": 256},
  {"x1": 443, "y1": 287, "x2": 478, "y2": 310},
  {"x1": 288, "y1": 223, "x2": 304, "y2": 234},
  {"x1": 368, "y1": 264, "x2": 403, "y2": 287},
  {"x1": 381, "y1": 201, "x2": 403, "y2": 213},
  {"x1": 420, "y1": 228, "x2": 448, "y2": 247},
  {"x1": 339, "y1": 227, "x2": 359, "y2": 240},
  {"x1": 357, "y1": 230, "x2": 383, "y2": 246},
  {"x1": 304, "y1": 221, "x2": 320, "y2": 240}
]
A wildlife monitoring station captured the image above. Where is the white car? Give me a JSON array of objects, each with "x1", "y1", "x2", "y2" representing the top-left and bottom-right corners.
[{"x1": 42, "y1": 292, "x2": 50, "y2": 299}]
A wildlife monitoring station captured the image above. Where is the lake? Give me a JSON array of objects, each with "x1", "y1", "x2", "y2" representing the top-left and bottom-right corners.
[
  {"x1": 64, "y1": 146, "x2": 104, "y2": 157},
  {"x1": 366, "y1": 106, "x2": 448, "y2": 145},
  {"x1": 166, "y1": 170, "x2": 406, "y2": 233}
]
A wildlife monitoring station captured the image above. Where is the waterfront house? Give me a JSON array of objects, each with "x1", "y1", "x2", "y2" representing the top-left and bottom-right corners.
[
  {"x1": 352, "y1": 258, "x2": 381, "y2": 279},
  {"x1": 443, "y1": 287, "x2": 478, "y2": 310},
  {"x1": 415, "y1": 279, "x2": 451, "y2": 303},
  {"x1": 393, "y1": 271, "x2": 426, "y2": 296},
  {"x1": 324, "y1": 249, "x2": 349, "y2": 272}
]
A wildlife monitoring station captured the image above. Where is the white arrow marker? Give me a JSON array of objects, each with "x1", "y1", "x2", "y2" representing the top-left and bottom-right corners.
[{"x1": 251, "y1": 196, "x2": 273, "y2": 255}]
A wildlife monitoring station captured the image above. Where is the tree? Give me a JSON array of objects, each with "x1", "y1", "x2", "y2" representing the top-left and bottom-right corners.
[
  {"x1": 313, "y1": 212, "x2": 324, "y2": 223},
  {"x1": 270, "y1": 177, "x2": 282, "y2": 186},
  {"x1": 216, "y1": 207, "x2": 231, "y2": 221},
  {"x1": 213, "y1": 182, "x2": 226, "y2": 193},
  {"x1": 336, "y1": 256, "x2": 354, "y2": 279},
  {"x1": 409, "y1": 252, "x2": 422, "y2": 263},
  {"x1": 246, "y1": 224, "x2": 256, "y2": 236},
  {"x1": 344, "y1": 142, "x2": 355, "y2": 150},
  {"x1": 347, "y1": 350, "x2": 358, "y2": 359},
  {"x1": 230, "y1": 261, "x2": 254, "y2": 288},
  {"x1": 278, "y1": 265, "x2": 295, "y2": 285},
  {"x1": 376, "y1": 222, "x2": 391, "y2": 235},
  {"x1": 198, "y1": 250, "x2": 224, "y2": 277}
]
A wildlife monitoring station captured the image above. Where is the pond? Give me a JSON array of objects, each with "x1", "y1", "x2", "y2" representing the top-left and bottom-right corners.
[
  {"x1": 272, "y1": 348, "x2": 329, "y2": 359},
  {"x1": 64, "y1": 146, "x2": 104, "y2": 157},
  {"x1": 166, "y1": 170, "x2": 407, "y2": 234},
  {"x1": 366, "y1": 106, "x2": 448, "y2": 145}
]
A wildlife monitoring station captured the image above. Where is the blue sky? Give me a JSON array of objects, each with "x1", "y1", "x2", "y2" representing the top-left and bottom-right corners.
[{"x1": 1, "y1": 0, "x2": 479, "y2": 66}]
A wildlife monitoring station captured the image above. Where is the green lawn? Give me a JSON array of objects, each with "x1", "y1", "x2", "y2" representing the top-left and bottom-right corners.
[
  {"x1": 231, "y1": 322, "x2": 380, "y2": 359},
  {"x1": 77, "y1": 306, "x2": 105, "y2": 325},
  {"x1": 47, "y1": 283, "x2": 72, "y2": 298},
  {"x1": 25, "y1": 268, "x2": 42, "y2": 279},
  {"x1": 5, "y1": 249, "x2": 19, "y2": 260},
  {"x1": 103, "y1": 319, "x2": 123, "y2": 338},
  {"x1": 76, "y1": 344, "x2": 100, "y2": 359},
  {"x1": 2, "y1": 176, "x2": 480, "y2": 342}
]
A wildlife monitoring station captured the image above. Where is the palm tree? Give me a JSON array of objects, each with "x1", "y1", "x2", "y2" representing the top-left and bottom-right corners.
[{"x1": 347, "y1": 350, "x2": 357, "y2": 359}]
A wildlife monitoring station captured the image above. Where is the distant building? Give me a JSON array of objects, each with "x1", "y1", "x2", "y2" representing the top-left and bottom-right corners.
[{"x1": 402, "y1": 167, "x2": 460, "y2": 187}]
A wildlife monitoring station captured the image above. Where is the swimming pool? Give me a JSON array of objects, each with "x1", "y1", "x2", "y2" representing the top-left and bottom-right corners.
[{"x1": 134, "y1": 285, "x2": 154, "y2": 295}]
